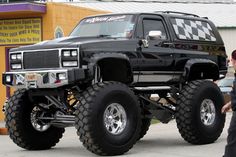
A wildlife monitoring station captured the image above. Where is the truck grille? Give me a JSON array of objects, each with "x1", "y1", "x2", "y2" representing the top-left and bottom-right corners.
[{"x1": 23, "y1": 50, "x2": 60, "y2": 69}]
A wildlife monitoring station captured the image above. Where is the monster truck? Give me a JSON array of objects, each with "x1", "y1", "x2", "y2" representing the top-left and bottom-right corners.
[{"x1": 2, "y1": 11, "x2": 228, "y2": 155}]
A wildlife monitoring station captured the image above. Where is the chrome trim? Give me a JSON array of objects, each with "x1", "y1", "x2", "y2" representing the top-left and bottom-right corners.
[
  {"x1": 134, "y1": 86, "x2": 171, "y2": 90},
  {"x1": 103, "y1": 103, "x2": 127, "y2": 135},
  {"x1": 9, "y1": 52, "x2": 23, "y2": 71},
  {"x1": 219, "y1": 74, "x2": 225, "y2": 79},
  {"x1": 60, "y1": 48, "x2": 80, "y2": 68},
  {"x1": 133, "y1": 74, "x2": 139, "y2": 82},
  {"x1": 139, "y1": 71, "x2": 183, "y2": 75},
  {"x1": 4, "y1": 69, "x2": 69, "y2": 89},
  {"x1": 138, "y1": 74, "x2": 181, "y2": 82},
  {"x1": 200, "y1": 99, "x2": 216, "y2": 126},
  {"x1": 59, "y1": 49, "x2": 62, "y2": 68},
  {"x1": 38, "y1": 111, "x2": 75, "y2": 128},
  {"x1": 31, "y1": 106, "x2": 51, "y2": 132},
  {"x1": 21, "y1": 51, "x2": 24, "y2": 69},
  {"x1": 219, "y1": 70, "x2": 228, "y2": 73}
]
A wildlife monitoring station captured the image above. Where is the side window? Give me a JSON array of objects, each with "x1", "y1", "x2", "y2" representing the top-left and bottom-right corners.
[
  {"x1": 143, "y1": 19, "x2": 167, "y2": 40},
  {"x1": 171, "y1": 18, "x2": 216, "y2": 41}
]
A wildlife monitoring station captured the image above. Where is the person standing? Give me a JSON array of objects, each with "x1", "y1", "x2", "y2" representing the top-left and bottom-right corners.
[{"x1": 222, "y1": 50, "x2": 236, "y2": 157}]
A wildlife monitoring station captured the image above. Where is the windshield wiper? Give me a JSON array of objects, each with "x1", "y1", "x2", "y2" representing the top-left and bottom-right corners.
[
  {"x1": 79, "y1": 35, "x2": 117, "y2": 39},
  {"x1": 96, "y1": 34, "x2": 114, "y2": 38}
]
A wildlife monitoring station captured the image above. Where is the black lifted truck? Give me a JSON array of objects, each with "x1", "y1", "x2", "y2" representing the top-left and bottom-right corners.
[{"x1": 2, "y1": 11, "x2": 228, "y2": 155}]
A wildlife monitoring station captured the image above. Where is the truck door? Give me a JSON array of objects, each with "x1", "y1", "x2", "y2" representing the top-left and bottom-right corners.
[{"x1": 136, "y1": 15, "x2": 175, "y2": 84}]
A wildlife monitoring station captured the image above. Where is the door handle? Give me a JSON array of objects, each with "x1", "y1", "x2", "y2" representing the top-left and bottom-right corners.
[
  {"x1": 162, "y1": 42, "x2": 174, "y2": 48},
  {"x1": 163, "y1": 42, "x2": 174, "y2": 45}
]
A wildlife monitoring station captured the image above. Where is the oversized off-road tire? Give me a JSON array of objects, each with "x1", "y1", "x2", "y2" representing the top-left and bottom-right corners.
[
  {"x1": 176, "y1": 80, "x2": 225, "y2": 144},
  {"x1": 138, "y1": 118, "x2": 151, "y2": 140},
  {"x1": 138, "y1": 97, "x2": 151, "y2": 140},
  {"x1": 5, "y1": 89, "x2": 65, "y2": 150},
  {"x1": 75, "y1": 82, "x2": 141, "y2": 155}
]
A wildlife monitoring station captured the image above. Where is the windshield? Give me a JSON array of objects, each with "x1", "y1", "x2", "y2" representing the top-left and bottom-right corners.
[{"x1": 70, "y1": 15, "x2": 135, "y2": 38}]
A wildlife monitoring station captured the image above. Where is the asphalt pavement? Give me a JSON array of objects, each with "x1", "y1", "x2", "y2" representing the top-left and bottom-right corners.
[{"x1": 0, "y1": 113, "x2": 232, "y2": 157}]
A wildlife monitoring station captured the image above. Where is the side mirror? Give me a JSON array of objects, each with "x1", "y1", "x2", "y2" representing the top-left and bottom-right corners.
[
  {"x1": 148, "y1": 30, "x2": 162, "y2": 40},
  {"x1": 138, "y1": 30, "x2": 164, "y2": 49}
]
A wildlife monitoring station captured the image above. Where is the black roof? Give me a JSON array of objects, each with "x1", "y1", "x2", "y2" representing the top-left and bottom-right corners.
[{"x1": 84, "y1": 11, "x2": 209, "y2": 21}]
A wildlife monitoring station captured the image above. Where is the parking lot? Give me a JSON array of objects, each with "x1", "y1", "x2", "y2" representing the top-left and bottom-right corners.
[{"x1": 0, "y1": 113, "x2": 231, "y2": 157}]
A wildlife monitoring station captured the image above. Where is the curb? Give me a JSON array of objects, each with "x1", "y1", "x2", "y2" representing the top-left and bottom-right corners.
[{"x1": 0, "y1": 128, "x2": 8, "y2": 135}]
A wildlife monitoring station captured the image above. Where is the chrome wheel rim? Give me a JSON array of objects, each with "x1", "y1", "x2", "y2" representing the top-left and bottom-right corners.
[
  {"x1": 30, "y1": 106, "x2": 51, "y2": 132},
  {"x1": 200, "y1": 99, "x2": 216, "y2": 126},
  {"x1": 103, "y1": 103, "x2": 127, "y2": 135}
]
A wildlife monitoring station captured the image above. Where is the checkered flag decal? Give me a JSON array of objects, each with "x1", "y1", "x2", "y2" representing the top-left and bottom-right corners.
[{"x1": 171, "y1": 18, "x2": 216, "y2": 41}]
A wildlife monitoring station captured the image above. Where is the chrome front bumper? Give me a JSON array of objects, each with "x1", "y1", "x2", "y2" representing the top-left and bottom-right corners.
[{"x1": 2, "y1": 68, "x2": 85, "y2": 89}]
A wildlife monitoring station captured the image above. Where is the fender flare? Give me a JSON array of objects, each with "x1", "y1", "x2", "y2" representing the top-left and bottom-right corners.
[
  {"x1": 87, "y1": 53, "x2": 132, "y2": 78},
  {"x1": 183, "y1": 59, "x2": 219, "y2": 81}
]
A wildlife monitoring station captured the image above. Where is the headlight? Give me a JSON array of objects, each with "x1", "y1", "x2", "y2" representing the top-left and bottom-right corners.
[
  {"x1": 61, "y1": 49, "x2": 79, "y2": 67},
  {"x1": 11, "y1": 54, "x2": 17, "y2": 60},
  {"x1": 71, "y1": 50, "x2": 78, "y2": 56},
  {"x1": 63, "y1": 50, "x2": 71, "y2": 57},
  {"x1": 16, "y1": 54, "x2": 22, "y2": 60},
  {"x1": 10, "y1": 53, "x2": 22, "y2": 60},
  {"x1": 62, "y1": 61, "x2": 78, "y2": 67},
  {"x1": 10, "y1": 52, "x2": 23, "y2": 70},
  {"x1": 11, "y1": 64, "x2": 22, "y2": 69},
  {"x1": 62, "y1": 49, "x2": 78, "y2": 57}
]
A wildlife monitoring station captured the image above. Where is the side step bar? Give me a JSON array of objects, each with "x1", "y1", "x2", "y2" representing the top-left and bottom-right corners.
[{"x1": 134, "y1": 86, "x2": 171, "y2": 91}]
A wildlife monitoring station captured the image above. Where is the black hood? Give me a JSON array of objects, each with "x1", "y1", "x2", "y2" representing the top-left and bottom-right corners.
[
  {"x1": 10, "y1": 36, "x2": 138, "y2": 54},
  {"x1": 11, "y1": 36, "x2": 124, "y2": 51}
]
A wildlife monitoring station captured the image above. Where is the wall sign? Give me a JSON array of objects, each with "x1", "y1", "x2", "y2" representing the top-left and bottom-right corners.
[
  {"x1": 54, "y1": 26, "x2": 64, "y2": 39},
  {"x1": 0, "y1": 18, "x2": 42, "y2": 45}
]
